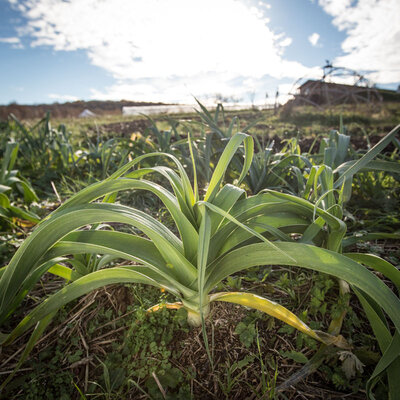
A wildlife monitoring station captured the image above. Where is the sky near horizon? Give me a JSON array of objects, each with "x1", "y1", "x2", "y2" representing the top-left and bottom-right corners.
[{"x1": 0, "y1": 0, "x2": 399, "y2": 105}]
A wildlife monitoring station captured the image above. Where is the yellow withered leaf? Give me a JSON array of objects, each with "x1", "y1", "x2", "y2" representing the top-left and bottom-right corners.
[
  {"x1": 210, "y1": 292, "x2": 350, "y2": 348},
  {"x1": 147, "y1": 302, "x2": 183, "y2": 313},
  {"x1": 12, "y1": 217, "x2": 37, "y2": 229}
]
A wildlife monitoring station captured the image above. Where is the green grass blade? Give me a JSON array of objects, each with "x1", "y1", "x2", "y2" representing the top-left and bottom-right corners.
[
  {"x1": 187, "y1": 130, "x2": 199, "y2": 202},
  {"x1": 197, "y1": 206, "x2": 211, "y2": 304},
  {"x1": 196, "y1": 206, "x2": 213, "y2": 364}
]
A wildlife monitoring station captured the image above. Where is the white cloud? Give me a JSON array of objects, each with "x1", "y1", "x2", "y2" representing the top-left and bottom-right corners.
[
  {"x1": 0, "y1": 37, "x2": 20, "y2": 44},
  {"x1": 48, "y1": 93, "x2": 79, "y2": 102},
  {"x1": 308, "y1": 32, "x2": 320, "y2": 47},
  {"x1": 279, "y1": 37, "x2": 293, "y2": 47},
  {"x1": 319, "y1": 0, "x2": 400, "y2": 84},
  {"x1": 9, "y1": 0, "x2": 318, "y2": 103},
  {"x1": 0, "y1": 36, "x2": 23, "y2": 48},
  {"x1": 275, "y1": 83, "x2": 296, "y2": 104}
]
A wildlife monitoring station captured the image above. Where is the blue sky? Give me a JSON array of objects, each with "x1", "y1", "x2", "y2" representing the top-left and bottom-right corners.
[{"x1": 0, "y1": 0, "x2": 399, "y2": 105}]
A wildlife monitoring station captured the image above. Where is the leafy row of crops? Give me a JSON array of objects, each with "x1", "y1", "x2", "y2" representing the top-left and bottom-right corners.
[{"x1": 0, "y1": 103, "x2": 399, "y2": 399}]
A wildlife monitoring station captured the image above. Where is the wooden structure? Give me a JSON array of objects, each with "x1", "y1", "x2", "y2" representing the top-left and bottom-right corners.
[
  {"x1": 294, "y1": 79, "x2": 382, "y2": 107},
  {"x1": 288, "y1": 63, "x2": 386, "y2": 109}
]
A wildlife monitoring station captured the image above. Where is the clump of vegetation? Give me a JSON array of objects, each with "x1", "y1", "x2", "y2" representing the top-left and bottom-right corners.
[{"x1": 0, "y1": 103, "x2": 399, "y2": 399}]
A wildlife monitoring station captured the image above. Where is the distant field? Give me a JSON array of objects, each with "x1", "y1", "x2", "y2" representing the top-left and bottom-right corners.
[
  {"x1": 46, "y1": 102, "x2": 400, "y2": 149},
  {"x1": 0, "y1": 99, "x2": 168, "y2": 119}
]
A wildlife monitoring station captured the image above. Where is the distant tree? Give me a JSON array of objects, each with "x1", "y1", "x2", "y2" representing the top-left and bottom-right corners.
[
  {"x1": 214, "y1": 93, "x2": 241, "y2": 104},
  {"x1": 248, "y1": 90, "x2": 256, "y2": 106},
  {"x1": 274, "y1": 89, "x2": 279, "y2": 114}
]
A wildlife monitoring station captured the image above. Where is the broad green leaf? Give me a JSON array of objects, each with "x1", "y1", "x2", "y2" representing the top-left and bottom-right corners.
[
  {"x1": 346, "y1": 253, "x2": 400, "y2": 292},
  {"x1": 107, "y1": 151, "x2": 195, "y2": 206},
  {"x1": 47, "y1": 263, "x2": 80, "y2": 281},
  {"x1": 334, "y1": 159, "x2": 400, "y2": 175},
  {"x1": 198, "y1": 201, "x2": 293, "y2": 262},
  {"x1": 366, "y1": 332, "x2": 400, "y2": 400},
  {"x1": 204, "y1": 133, "x2": 253, "y2": 202},
  {"x1": 262, "y1": 190, "x2": 346, "y2": 251},
  {"x1": 0, "y1": 203, "x2": 197, "y2": 322},
  {"x1": 1, "y1": 268, "x2": 161, "y2": 346},
  {"x1": 342, "y1": 233, "x2": 400, "y2": 249},
  {"x1": 210, "y1": 184, "x2": 245, "y2": 234},
  {"x1": 54, "y1": 178, "x2": 199, "y2": 261},
  {"x1": 205, "y1": 242, "x2": 400, "y2": 335},
  {"x1": 41, "y1": 231, "x2": 195, "y2": 297},
  {"x1": 334, "y1": 124, "x2": 400, "y2": 188}
]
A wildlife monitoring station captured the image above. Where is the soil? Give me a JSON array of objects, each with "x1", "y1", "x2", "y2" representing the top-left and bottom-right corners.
[
  {"x1": 93, "y1": 118, "x2": 151, "y2": 136},
  {"x1": 0, "y1": 282, "x2": 369, "y2": 400}
]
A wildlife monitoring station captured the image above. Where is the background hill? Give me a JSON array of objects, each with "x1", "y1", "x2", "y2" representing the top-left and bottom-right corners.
[{"x1": 0, "y1": 100, "x2": 167, "y2": 120}]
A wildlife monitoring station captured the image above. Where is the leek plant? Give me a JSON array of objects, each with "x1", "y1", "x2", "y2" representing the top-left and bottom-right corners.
[
  {"x1": 79, "y1": 136, "x2": 131, "y2": 180},
  {"x1": 0, "y1": 142, "x2": 39, "y2": 226},
  {"x1": 142, "y1": 115, "x2": 185, "y2": 154},
  {"x1": 194, "y1": 99, "x2": 277, "y2": 190},
  {"x1": 275, "y1": 124, "x2": 400, "y2": 399},
  {"x1": 0, "y1": 131, "x2": 400, "y2": 397},
  {"x1": 247, "y1": 136, "x2": 312, "y2": 194},
  {"x1": 0, "y1": 142, "x2": 38, "y2": 204},
  {"x1": 194, "y1": 99, "x2": 261, "y2": 140},
  {"x1": 8, "y1": 114, "x2": 80, "y2": 188},
  {"x1": 194, "y1": 100, "x2": 312, "y2": 194},
  {"x1": 174, "y1": 119, "x2": 217, "y2": 187}
]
